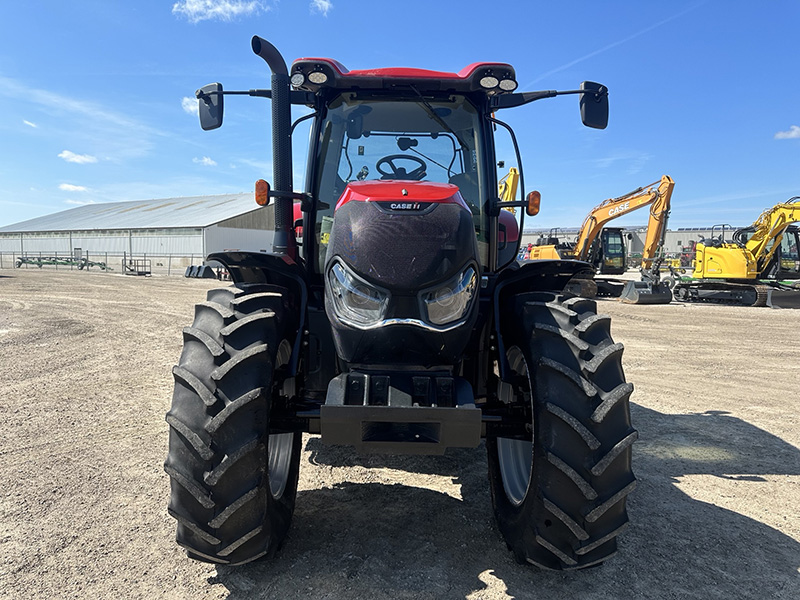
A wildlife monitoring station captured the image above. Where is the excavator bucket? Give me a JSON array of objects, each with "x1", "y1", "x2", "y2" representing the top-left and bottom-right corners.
[
  {"x1": 619, "y1": 280, "x2": 673, "y2": 304},
  {"x1": 766, "y1": 287, "x2": 800, "y2": 309}
]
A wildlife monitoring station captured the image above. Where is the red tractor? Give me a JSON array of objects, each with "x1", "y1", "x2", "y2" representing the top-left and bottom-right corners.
[{"x1": 165, "y1": 36, "x2": 636, "y2": 570}]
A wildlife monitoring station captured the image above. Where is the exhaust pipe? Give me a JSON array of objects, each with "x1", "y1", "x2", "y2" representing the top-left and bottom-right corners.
[{"x1": 252, "y1": 36, "x2": 293, "y2": 257}]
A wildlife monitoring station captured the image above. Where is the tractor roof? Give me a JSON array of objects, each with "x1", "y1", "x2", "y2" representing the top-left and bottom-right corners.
[{"x1": 290, "y1": 57, "x2": 517, "y2": 96}]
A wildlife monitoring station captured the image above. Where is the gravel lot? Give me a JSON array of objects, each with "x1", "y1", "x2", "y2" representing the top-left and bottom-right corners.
[{"x1": 1, "y1": 269, "x2": 798, "y2": 599}]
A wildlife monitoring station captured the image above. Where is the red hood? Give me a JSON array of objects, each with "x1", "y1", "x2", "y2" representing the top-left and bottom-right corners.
[{"x1": 335, "y1": 180, "x2": 470, "y2": 211}]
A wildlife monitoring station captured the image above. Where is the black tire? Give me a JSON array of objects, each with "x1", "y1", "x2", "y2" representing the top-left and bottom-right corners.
[
  {"x1": 488, "y1": 292, "x2": 637, "y2": 570},
  {"x1": 164, "y1": 284, "x2": 302, "y2": 565}
]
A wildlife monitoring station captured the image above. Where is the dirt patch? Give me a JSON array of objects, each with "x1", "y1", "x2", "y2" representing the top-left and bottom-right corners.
[{"x1": 0, "y1": 270, "x2": 797, "y2": 599}]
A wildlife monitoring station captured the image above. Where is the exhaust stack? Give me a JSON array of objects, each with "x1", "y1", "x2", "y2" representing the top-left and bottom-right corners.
[{"x1": 252, "y1": 36, "x2": 293, "y2": 257}]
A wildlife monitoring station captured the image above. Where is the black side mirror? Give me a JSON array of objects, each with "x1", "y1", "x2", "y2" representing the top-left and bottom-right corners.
[
  {"x1": 579, "y1": 81, "x2": 608, "y2": 130},
  {"x1": 197, "y1": 83, "x2": 224, "y2": 131}
]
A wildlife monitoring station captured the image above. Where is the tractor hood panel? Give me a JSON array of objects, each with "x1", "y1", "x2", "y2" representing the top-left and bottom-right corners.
[
  {"x1": 326, "y1": 193, "x2": 479, "y2": 292},
  {"x1": 335, "y1": 180, "x2": 470, "y2": 212}
]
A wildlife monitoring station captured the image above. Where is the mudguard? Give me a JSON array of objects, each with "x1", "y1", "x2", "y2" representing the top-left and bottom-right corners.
[
  {"x1": 492, "y1": 259, "x2": 593, "y2": 381},
  {"x1": 206, "y1": 251, "x2": 308, "y2": 376}
]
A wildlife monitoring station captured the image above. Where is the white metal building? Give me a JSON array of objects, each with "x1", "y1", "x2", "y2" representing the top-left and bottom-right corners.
[
  {"x1": 521, "y1": 226, "x2": 743, "y2": 256},
  {"x1": 0, "y1": 193, "x2": 276, "y2": 259}
]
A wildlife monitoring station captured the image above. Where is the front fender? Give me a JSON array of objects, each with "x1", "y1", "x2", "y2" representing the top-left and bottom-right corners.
[
  {"x1": 493, "y1": 259, "x2": 593, "y2": 382},
  {"x1": 207, "y1": 251, "x2": 308, "y2": 377}
]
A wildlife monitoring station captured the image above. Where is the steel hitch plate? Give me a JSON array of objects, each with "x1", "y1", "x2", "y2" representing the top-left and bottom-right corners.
[{"x1": 320, "y1": 372, "x2": 481, "y2": 455}]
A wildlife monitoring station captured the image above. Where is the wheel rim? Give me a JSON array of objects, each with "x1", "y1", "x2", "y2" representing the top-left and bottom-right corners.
[
  {"x1": 268, "y1": 432, "x2": 294, "y2": 499},
  {"x1": 268, "y1": 340, "x2": 294, "y2": 500},
  {"x1": 497, "y1": 346, "x2": 533, "y2": 507}
]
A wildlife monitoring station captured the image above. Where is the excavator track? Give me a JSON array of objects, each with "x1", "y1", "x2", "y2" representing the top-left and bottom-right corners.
[{"x1": 673, "y1": 281, "x2": 770, "y2": 306}]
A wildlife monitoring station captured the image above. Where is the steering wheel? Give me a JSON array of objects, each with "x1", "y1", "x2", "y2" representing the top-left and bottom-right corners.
[{"x1": 376, "y1": 154, "x2": 427, "y2": 181}]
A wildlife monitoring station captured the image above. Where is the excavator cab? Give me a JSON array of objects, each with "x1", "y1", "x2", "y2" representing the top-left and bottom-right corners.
[
  {"x1": 778, "y1": 226, "x2": 800, "y2": 278},
  {"x1": 588, "y1": 227, "x2": 626, "y2": 274},
  {"x1": 733, "y1": 224, "x2": 800, "y2": 280}
]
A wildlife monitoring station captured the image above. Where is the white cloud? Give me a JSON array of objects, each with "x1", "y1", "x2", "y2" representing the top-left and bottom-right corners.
[
  {"x1": 774, "y1": 125, "x2": 800, "y2": 140},
  {"x1": 23, "y1": 120, "x2": 37, "y2": 128},
  {"x1": 172, "y1": 0, "x2": 267, "y2": 23},
  {"x1": 193, "y1": 156, "x2": 217, "y2": 167},
  {"x1": 58, "y1": 150, "x2": 98, "y2": 164},
  {"x1": 593, "y1": 151, "x2": 651, "y2": 176},
  {"x1": 311, "y1": 0, "x2": 333, "y2": 16},
  {"x1": 59, "y1": 183, "x2": 88, "y2": 192},
  {"x1": 182, "y1": 96, "x2": 199, "y2": 116},
  {"x1": 0, "y1": 75, "x2": 162, "y2": 161}
]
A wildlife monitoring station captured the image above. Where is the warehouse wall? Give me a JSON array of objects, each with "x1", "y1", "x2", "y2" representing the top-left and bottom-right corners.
[
  {"x1": 0, "y1": 228, "x2": 204, "y2": 255},
  {"x1": 217, "y1": 207, "x2": 274, "y2": 230},
  {"x1": 204, "y1": 225, "x2": 275, "y2": 254}
]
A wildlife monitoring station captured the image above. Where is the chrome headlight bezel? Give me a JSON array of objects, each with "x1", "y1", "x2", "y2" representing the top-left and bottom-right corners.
[
  {"x1": 420, "y1": 265, "x2": 478, "y2": 326},
  {"x1": 327, "y1": 260, "x2": 390, "y2": 327}
]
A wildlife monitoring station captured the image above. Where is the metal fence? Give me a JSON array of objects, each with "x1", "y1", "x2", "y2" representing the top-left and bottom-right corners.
[{"x1": 0, "y1": 252, "x2": 206, "y2": 277}]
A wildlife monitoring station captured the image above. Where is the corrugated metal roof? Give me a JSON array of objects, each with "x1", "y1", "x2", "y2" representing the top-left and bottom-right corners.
[{"x1": 0, "y1": 193, "x2": 260, "y2": 232}]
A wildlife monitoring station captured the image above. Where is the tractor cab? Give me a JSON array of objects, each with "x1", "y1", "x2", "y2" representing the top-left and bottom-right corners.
[{"x1": 289, "y1": 57, "x2": 525, "y2": 276}]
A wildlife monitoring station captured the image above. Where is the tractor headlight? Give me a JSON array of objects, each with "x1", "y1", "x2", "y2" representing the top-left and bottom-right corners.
[
  {"x1": 290, "y1": 72, "x2": 306, "y2": 87},
  {"x1": 421, "y1": 266, "x2": 477, "y2": 326},
  {"x1": 328, "y1": 261, "x2": 389, "y2": 327},
  {"x1": 308, "y1": 71, "x2": 329, "y2": 85},
  {"x1": 498, "y1": 78, "x2": 518, "y2": 92},
  {"x1": 479, "y1": 75, "x2": 499, "y2": 89}
]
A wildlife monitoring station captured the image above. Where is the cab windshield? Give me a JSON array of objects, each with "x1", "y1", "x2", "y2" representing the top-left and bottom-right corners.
[{"x1": 312, "y1": 92, "x2": 488, "y2": 270}]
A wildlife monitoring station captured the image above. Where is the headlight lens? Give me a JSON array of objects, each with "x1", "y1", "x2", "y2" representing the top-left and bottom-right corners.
[
  {"x1": 328, "y1": 262, "x2": 389, "y2": 326},
  {"x1": 290, "y1": 72, "x2": 306, "y2": 87},
  {"x1": 479, "y1": 75, "x2": 499, "y2": 89},
  {"x1": 308, "y1": 71, "x2": 329, "y2": 85},
  {"x1": 422, "y1": 266, "x2": 477, "y2": 326}
]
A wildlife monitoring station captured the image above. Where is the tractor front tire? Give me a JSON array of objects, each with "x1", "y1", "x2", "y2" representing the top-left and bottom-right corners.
[
  {"x1": 488, "y1": 292, "x2": 637, "y2": 570},
  {"x1": 164, "y1": 284, "x2": 302, "y2": 565}
]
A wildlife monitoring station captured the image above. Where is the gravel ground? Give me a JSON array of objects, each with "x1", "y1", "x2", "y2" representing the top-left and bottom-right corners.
[{"x1": 0, "y1": 269, "x2": 798, "y2": 599}]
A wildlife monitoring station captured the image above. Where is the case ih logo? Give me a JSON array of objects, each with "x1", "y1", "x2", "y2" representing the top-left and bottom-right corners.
[
  {"x1": 379, "y1": 201, "x2": 429, "y2": 212},
  {"x1": 608, "y1": 201, "x2": 630, "y2": 217}
]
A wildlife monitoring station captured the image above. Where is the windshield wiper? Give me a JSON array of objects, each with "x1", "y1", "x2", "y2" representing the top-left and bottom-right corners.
[{"x1": 408, "y1": 85, "x2": 469, "y2": 151}]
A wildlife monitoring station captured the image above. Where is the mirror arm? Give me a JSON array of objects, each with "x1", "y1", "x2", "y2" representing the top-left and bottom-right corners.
[
  {"x1": 268, "y1": 190, "x2": 315, "y2": 213},
  {"x1": 495, "y1": 200, "x2": 528, "y2": 209},
  {"x1": 195, "y1": 88, "x2": 314, "y2": 104},
  {"x1": 491, "y1": 86, "x2": 608, "y2": 109}
]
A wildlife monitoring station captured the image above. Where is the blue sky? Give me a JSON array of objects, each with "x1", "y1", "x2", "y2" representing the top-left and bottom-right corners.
[{"x1": 2, "y1": 0, "x2": 799, "y2": 231}]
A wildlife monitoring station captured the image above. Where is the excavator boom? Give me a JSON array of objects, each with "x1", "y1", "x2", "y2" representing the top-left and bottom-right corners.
[
  {"x1": 744, "y1": 197, "x2": 800, "y2": 272},
  {"x1": 574, "y1": 175, "x2": 674, "y2": 264}
]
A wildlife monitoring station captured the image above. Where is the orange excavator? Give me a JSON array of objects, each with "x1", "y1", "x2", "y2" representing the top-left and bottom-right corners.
[{"x1": 529, "y1": 175, "x2": 675, "y2": 303}]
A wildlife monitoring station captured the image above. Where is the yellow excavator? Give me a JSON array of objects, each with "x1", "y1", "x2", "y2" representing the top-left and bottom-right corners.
[
  {"x1": 528, "y1": 175, "x2": 676, "y2": 303},
  {"x1": 498, "y1": 167, "x2": 519, "y2": 214},
  {"x1": 672, "y1": 197, "x2": 800, "y2": 307}
]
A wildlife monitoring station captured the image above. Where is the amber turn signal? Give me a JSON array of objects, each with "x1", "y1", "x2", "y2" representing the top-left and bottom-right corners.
[
  {"x1": 526, "y1": 190, "x2": 541, "y2": 217},
  {"x1": 255, "y1": 179, "x2": 270, "y2": 206}
]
